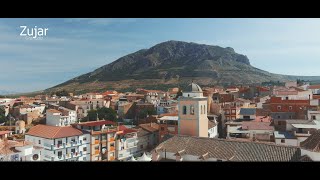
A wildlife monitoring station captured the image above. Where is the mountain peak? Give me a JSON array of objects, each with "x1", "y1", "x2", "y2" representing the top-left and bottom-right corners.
[{"x1": 48, "y1": 41, "x2": 274, "y2": 92}]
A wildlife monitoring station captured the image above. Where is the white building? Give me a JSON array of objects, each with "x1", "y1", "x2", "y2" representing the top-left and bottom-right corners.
[
  {"x1": 116, "y1": 126, "x2": 139, "y2": 161},
  {"x1": 46, "y1": 108, "x2": 77, "y2": 127},
  {"x1": 308, "y1": 110, "x2": 320, "y2": 120},
  {"x1": 0, "y1": 140, "x2": 42, "y2": 161},
  {"x1": 82, "y1": 93, "x2": 103, "y2": 100},
  {"x1": 274, "y1": 131, "x2": 298, "y2": 146},
  {"x1": 308, "y1": 85, "x2": 320, "y2": 95},
  {"x1": 25, "y1": 124, "x2": 91, "y2": 161}
]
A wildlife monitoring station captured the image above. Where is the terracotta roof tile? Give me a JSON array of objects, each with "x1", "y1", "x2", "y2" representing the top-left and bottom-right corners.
[
  {"x1": 78, "y1": 120, "x2": 116, "y2": 127},
  {"x1": 300, "y1": 129, "x2": 320, "y2": 152},
  {"x1": 155, "y1": 135, "x2": 301, "y2": 161},
  {"x1": 26, "y1": 125, "x2": 83, "y2": 139},
  {"x1": 46, "y1": 109, "x2": 61, "y2": 113},
  {"x1": 309, "y1": 85, "x2": 320, "y2": 89}
]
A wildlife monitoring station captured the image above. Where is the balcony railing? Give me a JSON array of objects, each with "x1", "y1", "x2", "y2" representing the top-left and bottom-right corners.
[
  {"x1": 109, "y1": 146, "x2": 115, "y2": 151},
  {"x1": 109, "y1": 156, "x2": 115, "y2": 161},
  {"x1": 109, "y1": 137, "x2": 115, "y2": 142},
  {"x1": 94, "y1": 140, "x2": 99, "y2": 144}
]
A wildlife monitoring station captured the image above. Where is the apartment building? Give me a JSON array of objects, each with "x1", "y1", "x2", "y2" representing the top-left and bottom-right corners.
[{"x1": 25, "y1": 125, "x2": 91, "y2": 161}]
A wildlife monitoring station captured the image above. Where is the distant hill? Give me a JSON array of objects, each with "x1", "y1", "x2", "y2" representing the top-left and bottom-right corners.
[{"x1": 45, "y1": 40, "x2": 320, "y2": 93}]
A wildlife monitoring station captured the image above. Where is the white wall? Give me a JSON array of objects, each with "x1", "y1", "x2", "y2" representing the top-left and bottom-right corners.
[
  {"x1": 275, "y1": 138, "x2": 298, "y2": 146},
  {"x1": 183, "y1": 92, "x2": 203, "y2": 98},
  {"x1": 308, "y1": 111, "x2": 320, "y2": 120},
  {"x1": 301, "y1": 149, "x2": 320, "y2": 161}
]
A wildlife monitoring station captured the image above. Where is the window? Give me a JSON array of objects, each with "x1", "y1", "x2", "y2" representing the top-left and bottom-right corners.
[
  {"x1": 225, "y1": 110, "x2": 230, "y2": 115},
  {"x1": 57, "y1": 140, "x2": 62, "y2": 146},
  {"x1": 226, "y1": 117, "x2": 230, "y2": 120},
  {"x1": 281, "y1": 139, "x2": 285, "y2": 143},
  {"x1": 289, "y1": 115, "x2": 292, "y2": 119},
  {"x1": 71, "y1": 149, "x2": 75, "y2": 154},
  {"x1": 231, "y1": 109, "x2": 236, "y2": 114},
  {"x1": 38, "y1": 140, "x2": 41, "y2": 144},
  {"x1": 58, "y1": 151, "x2": 62, "y2": 158},
  {"x1": 277, "y1": 106, "x2": 281, "y2": 110},
  {"x1": 312, "y1": 116, "x2": 316, "y2": 120},
  {"x1": 243, "y1": 116, "x2": 250, "y2": 119},
  {"x1": 190, "y1": 105, "x2": 194, "y2": 115},
  {"x1": 289, "y1": 106, "x2": 292, "y2": 110},
  {"x1": 277, "y1": 115, "x2": 281, "y2": 119},
  {"x1": 201, "y1": 105, "x2": 203, "y2": 114},
  {"x1": 83, "y1": 137, "x2": 87, "y2": 141},
  {"x1": 204, "y1": 105, "x2": 206, "y2": 114},
  {"x1": 83, "y1": 147, "x2": 87, "y2": 152},
  {"x1": 286, "y1": 97, "x2": 289, "y2": 100},
  {"x1": 161, "y1": 127, "x2": 165, "y2": 131},
  {"x1": 183, "y1": 106, "x2": 187, "y2": 115}
]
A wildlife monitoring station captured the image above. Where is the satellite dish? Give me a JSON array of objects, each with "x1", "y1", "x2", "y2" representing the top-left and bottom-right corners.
[{"x1": 102, "y1": 148, "x2": 106, "y2": 154}]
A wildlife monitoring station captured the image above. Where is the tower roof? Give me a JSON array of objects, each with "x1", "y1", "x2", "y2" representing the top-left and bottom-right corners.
[{"x1": 185, "y1": 83, "x2": 203, "y2": 93}]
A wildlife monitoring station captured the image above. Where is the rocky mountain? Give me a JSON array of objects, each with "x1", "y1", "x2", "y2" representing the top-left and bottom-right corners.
[{"x1": 47, "y1": 40, "x2": 320, "y2": 93}]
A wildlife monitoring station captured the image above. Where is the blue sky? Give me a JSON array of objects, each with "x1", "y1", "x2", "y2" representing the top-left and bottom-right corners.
[{"x1": 1, "y1": 18, "x2": 320, "y2": 93}]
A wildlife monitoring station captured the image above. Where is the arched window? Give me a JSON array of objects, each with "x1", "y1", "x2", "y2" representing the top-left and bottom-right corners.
[
  {"x1": 190, "y1": 105, "x2": 194, "y2": 115},
  {"x1": 183, "y1": 106, "x2": 187, "y2": 115}
]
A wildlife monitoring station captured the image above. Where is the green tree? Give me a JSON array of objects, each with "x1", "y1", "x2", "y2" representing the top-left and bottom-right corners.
[
  {"x1": 0, "y1": 108, "x2": 6, "y2": 124},
  {"x1": 138, "y1": 108, "x2": 156, "y2": 119},
  {"x1": 97, "y1": 107, "x2": 117, "y2": 121},
  {"x1": 87, "y1": 110, "x2": 98, "y2": 121}
]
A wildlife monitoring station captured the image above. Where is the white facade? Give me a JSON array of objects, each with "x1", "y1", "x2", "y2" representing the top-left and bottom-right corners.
[
  {"x1": 308, "y1": 110, "x2": 320, "y2": 120},
  {"x1": 25, "y1": 134, "x2": 91, "y2": 161},
  {"x1": 301, "y1": 149, "x2": 320, "y2": 161},
  {"x1": 182, "y1": 92, "x2": 203, "y2": 98},
  {"x1": 310, "y1": 99, "x2": 320, "y2": 106},
  {"x1": 116, "y1": 132, "x2": 139, "y2": 161},
  {"x1": 275, "y1": 138, "x2": 298, "y2": 146},
  {"x1": 46, "y1": 109, "x2": 77, "y2": 127},
  {"x1": 208, "y1": 125, "x2": 218, "y2": 138}
]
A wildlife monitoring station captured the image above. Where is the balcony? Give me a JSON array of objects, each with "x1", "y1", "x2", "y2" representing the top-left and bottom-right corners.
[
  {"x1": 109, "y1": 156, "x2": 115, "y2": 161},
  {"x1": 294, "y1": 131, "x2": 311, "y2": 137},
  {"x1": 109, "y1": 146, "x2": 115, "y2": 151},
  {"x1": 108, "y1": 137, "x2": 115, "y2": 142},
  {"x1": 95, "y1": 150, "x2": 100, "y2": 155},
  {"x1": 94, "y1": 140, "x2": 100, "y2": 144}
]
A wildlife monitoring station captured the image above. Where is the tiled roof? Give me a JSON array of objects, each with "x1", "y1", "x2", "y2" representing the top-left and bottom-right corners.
[
  {"x1": 239, "y1": 108, "x2": 256, "y2": 115},
  {"x1": 0, "y1": 140, "x2": 21, "y2": 155},
  {"x1": 0, "y1": 131, "x2": 12, "y2": 136},
  {"x1": 139, "y1": 123, "x2": 159, "y2": 132},
  {"x1": 118, "y1": 125, "x2": 137, "y2": 135},
  {"x1": 155, "y1": 135, "x2": 301, "y2": 161},
  {"x1": 300, "y1": 129, "x2": 320, "y2": 152},
  {"x1": 46, "y1": 109, "x2": 61, "y2": 113},
  {"x1": 241, "y1": 121, "x2": 274, "y2": 131},
  {"x1": 78, "y1": 120, "x2": 116, "y2": 127},
  {"x1": 309, "y1": 85, "x2": 320, "y2": 89},
  {"x1": 26, "y1": 125, "x2": 83, "y2": 139}
]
